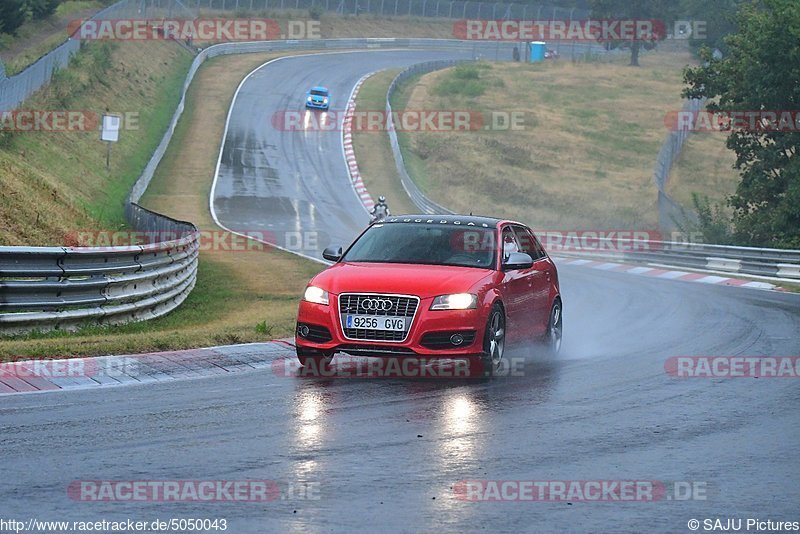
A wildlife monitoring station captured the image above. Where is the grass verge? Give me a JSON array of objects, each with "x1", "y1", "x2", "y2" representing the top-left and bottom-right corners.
[
  {"x1": 0, "y1": 40, "x2": 193, "y2": 245},
  {"x1": 351, "y1": 68, "x2": 418, "y2": 216},
  {"x1": 0, "y1": 1, "x2": 105, "y2": 76},
  {"x1": 389, "y1": 50, "x2": 739, "y2": 231}
]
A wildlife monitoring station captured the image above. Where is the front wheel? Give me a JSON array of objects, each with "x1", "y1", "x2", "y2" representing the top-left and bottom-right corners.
[
  {"x1": 543, "y1": 300, "x2": 563, "y2": 354},
  {"x1": 297, "y1": 350, "x2": 334, "y2": 371},
  {"x1": 473, "y1": 303, "x2": 505, "y2": 377}
]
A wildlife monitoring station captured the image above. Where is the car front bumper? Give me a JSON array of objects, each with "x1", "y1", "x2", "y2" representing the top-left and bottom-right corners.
[{"x1": 295, "y1": 295, "x2": 488, "y2": 359}]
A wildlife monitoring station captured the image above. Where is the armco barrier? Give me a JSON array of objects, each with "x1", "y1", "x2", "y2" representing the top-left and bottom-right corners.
[
  {"x1": 0, "y1": 205, "x2": 198, "y2": 335},
  {"x1": 550, "y1": 239, "x2": 800, "y2": 281},
  {"x1": 385, "y1": 59, "x2": 462, "y2": 215}
]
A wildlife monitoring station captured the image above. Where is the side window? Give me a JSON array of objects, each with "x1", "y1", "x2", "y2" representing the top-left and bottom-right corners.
[
  {"x1": 512, "y1": 226, "x2": 544, "y2": 260},
  {"x1": 501, "y1": 227, "x2": 521, "y2": 259},
  {"x1": 529, "y1": 230, "x2": 548, "y2": 260}
]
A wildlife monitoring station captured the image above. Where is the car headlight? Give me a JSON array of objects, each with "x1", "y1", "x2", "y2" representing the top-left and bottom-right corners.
[
  {"x1": 430, "y1": 293, "x2": 477, "y2": 310},
  {"x1": 323, "y1": 97, "x2": 328, "y2": 103},
  {"x1": 303, "y1": 286, "x2": 329, "y2": 306},
  {"x1": 307, "y1": 96, "x2": 313, "y2": 102}
]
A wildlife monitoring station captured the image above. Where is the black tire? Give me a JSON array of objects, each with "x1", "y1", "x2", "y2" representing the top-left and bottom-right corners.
[
  {"x1": 543, "y1": 299, "x2": 563, "y2": 355},
  {"x1": 474, "y1": 303, "x2": 505, "y2": 377},
  {"x1": 297, "y1": 350, "x2": 334, "y2": 373}
]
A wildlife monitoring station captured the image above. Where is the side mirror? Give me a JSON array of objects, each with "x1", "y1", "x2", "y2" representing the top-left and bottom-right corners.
[
  {"x1": 503, "y1": 252, "x2": 533, "y2": 270},
  {"x1": 322, "y1": 246, "x2": 343, "y2": 262}
]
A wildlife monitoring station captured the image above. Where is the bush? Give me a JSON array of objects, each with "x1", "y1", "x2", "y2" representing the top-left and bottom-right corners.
[
  {"x1": 674, "y1": 193, "x2": 734, "y2": 245},
  {"x1": 432, "y1": 63, "x2": 491, "y2": 98},
  {"x1": 309, "y1": 5, "x2": 323, "y2": 19},
  {"x1": 26, "y1": 0, "x2": 61, "y2": 20},
  {"x1": 0, "y1": 0, "x2": 27, "y2": 35}
]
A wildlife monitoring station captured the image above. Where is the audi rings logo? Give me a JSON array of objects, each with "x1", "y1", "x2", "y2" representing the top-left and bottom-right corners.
[{"x1": 360, "y1": 298, "x2": 393, "y2": 311}]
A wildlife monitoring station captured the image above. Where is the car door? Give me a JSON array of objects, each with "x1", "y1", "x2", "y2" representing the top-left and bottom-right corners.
[
  {"x1": 517, "y1": 226, "x2": 556, "y2": 335},
  {"x1": 498, "y1": 225, "x2": 530, "y2": 343},
  {"x1": 511, "y1": 225, "x2": 549, "y2": 338}
]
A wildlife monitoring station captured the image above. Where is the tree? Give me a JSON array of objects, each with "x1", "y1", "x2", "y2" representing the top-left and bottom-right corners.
[
  {"x1": 26, "y1": 0, "x2": 61, "y2": 20},
  {"x1": 589, "y1": 0, "x2": 678, "y2": 66},
  {"x1": 0, "y1": 0, "x2": 27, "y2": 35},
  {"x1": 679, "y1": 0, "x2": 743, "y2": 56},
  {"x1": 683, "y1": 0, "x2": 800, "y2": 248}
]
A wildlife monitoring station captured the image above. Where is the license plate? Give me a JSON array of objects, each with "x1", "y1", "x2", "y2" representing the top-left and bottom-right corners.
[{"x1": 346, "y1": 315, "x2": 406, "y2": 331}]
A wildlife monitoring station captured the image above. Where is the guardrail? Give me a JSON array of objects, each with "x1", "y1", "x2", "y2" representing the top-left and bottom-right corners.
[
  {"x1": 551, "y1": 239, "x2": 800, "y2": 281},
  {"x1": 0, "y1": 205, "x2": 198, "y2": 335},
  {"x1": 385, "y1": 59, "x2": 463, "y2": 215}
]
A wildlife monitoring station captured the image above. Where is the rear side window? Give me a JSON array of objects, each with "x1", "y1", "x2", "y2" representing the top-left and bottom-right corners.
[{"x1": 512, "y1": 225, "x2": 546, "y2": 260}]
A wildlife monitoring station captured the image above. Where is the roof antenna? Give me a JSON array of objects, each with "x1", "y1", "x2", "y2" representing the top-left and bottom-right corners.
[{"x1": 469, "y1": 211, "x2": 473, "y2": 216}]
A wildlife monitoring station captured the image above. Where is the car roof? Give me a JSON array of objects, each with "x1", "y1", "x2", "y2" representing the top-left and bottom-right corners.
[
  {"x1": 310, "y1": 86, "x2": 328, "y2": 92},
  {"x1": 382, "y1": 214, "x2": 506, "y2": 229}
]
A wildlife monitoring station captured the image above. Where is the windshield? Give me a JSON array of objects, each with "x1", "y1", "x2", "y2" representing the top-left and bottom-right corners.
[
  {"x1": 310, "y1": 89, "x2": 328, "y2": 96},
  {"x1": 343, "y1": 223, "x2": 497, "y2": 269}
]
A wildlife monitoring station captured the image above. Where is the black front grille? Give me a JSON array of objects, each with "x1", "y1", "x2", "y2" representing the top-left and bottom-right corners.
[
  {"x1": 420, "y1": 330, "x2": 477, "y2": 350},
  {"x1": 339, "y1": 293, "x2": 419, "y2": 342},
  {"x1": 297, "y1": 323, "x2": 332, "y2": 343}
]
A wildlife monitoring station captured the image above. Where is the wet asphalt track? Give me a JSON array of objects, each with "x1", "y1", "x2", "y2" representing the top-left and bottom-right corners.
[
  {"x1": 2, "y1": 49, "x2": 800, "y2": 533},
  {"x1": 211, "y1": 49, "x2": 489, "y2": 258}
]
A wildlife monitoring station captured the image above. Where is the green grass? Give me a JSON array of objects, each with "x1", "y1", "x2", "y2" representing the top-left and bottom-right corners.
[
  {"x1": 0, "y1": 1, "x2": 105, "y2": 76},
  {"x1": 390, "y1": 72, "x2": 435, "y2": 195},
  {"x1": 0, "y1": 40, "x2": 194, "y2": 245}
]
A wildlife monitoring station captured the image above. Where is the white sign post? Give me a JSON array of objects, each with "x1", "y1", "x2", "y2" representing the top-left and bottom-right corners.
[{"x1": 100, "y1": 114, "x2": 121, "y2": 170}]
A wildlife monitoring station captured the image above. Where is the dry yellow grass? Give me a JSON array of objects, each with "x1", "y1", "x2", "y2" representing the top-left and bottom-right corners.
[
  {"x1": 351, "y1": 69, "x2": 419, "y2": 215},
  {"x1": 394, "y1": 50, "x2": 741, "y2": 231},
  {"x1": 668, "y1": 131, "x2": 737, "y2": 210},
  {"x1": 142, "y1": 51, "x2": 324, "y2": 331}
]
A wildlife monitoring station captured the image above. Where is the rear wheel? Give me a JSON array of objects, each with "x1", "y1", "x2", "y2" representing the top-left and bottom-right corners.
[
  {"x1": 473, "y1": 303, "x2": 505, "y2": 377},
  {"x1": 543, "y1": 300, "x2": 562, "y2": 354}
]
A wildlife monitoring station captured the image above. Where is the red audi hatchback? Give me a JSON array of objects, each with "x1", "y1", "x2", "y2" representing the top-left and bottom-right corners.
[{"x1": 295, "y1": 215, "x2": 562, "y2": 375}]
